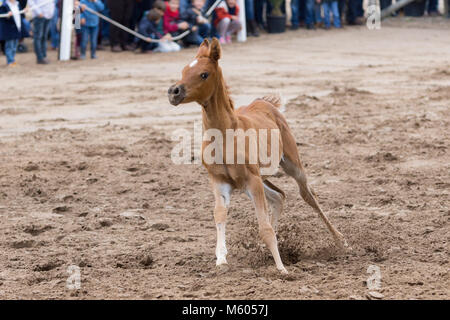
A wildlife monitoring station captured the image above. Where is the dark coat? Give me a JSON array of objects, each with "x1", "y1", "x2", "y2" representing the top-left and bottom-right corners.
[
  {"x1": 138, "y1": 16, "x2": 162, "y2": 51},
  {"x1": 0, "y1": 2, "x2": 30, "y2": 41}
]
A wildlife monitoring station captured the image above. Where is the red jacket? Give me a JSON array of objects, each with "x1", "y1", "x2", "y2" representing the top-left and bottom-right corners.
[
  {"x1": 214, "y1": 3, "x2": 239, "y2": 27},
  {"x1": 163, "y1": 2, "x2": 180, "y2": 34}
]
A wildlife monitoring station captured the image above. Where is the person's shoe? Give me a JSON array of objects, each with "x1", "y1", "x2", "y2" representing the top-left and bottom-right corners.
[
  {"x1": 123, "y1": 44, "x2": 135, "y2": 51},
  {"x1": 247, "y1": 20, "x2": 259, "y2": 37},
  {"x1": 225, "y1": 35, "x2": 232, "y2": 44},
  {"x1": 91, "y1": 54, "x2": 97, "y2": 59},
  {"x1": 306, "y1": 24, "x2": 315, "y2": 30},
  {"x1": 37, "y1": 59, "x2": 49, "y2": 64},
  {"x1": 111, "y1": 45, "x2": 122, "y2": 52},
  {"x1": 7, "y1": 62, "x2": 17, "y2": 67},
  {"x1": 219, "y1": 37, "x2": 227, "y2": 44},
  {"x1": 80, "y1": 55, "x2": 86, "y2": 60}
]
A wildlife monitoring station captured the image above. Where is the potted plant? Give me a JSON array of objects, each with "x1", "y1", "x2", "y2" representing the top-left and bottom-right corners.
[{"x1": 267, "y1": 0, "x2": 286, "y2": 33}]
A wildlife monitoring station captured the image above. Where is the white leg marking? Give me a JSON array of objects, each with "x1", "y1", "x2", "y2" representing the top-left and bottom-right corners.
[{"x1": 216, "y1": 222, "x2": 228, "y2": 265}]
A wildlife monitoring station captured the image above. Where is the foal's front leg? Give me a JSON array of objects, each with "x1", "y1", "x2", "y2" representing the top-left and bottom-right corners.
[{"x1": 212, "y1": 181, "x2": 232, "y2": 266}]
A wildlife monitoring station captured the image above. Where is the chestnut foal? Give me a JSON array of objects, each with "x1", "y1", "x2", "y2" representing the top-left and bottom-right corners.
[{"x1": 168, "y1": 38, "x2": 347, "y2": 274}]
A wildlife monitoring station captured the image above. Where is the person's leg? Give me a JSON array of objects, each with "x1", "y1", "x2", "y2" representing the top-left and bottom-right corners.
[
  {"x1": 305, "y1": 0, "x2": 315, "y2": 28},
  {"x1": 5, "y1": 40, "x2": 17, "y2": 65},
  {"x1": 322, "y1": 3, "x2": 330, "y2": 28},
  {"x1": 50, "y1": 6, "x2": 60, "y2": 49},
  {"x1": 122, "y1": 0, "x2": 135, "y2": 48},
  {"x1": 227, "y1": 19, "x2": 242, "y2": 36},
  {"x1": 90, "y1": 26, "x2": 99, "y2": 58},
  {"x1": 42, "y1": 18, "x2": 51, "y2": 59},
  {"x1": 33, "y1": 17, "x2": 45, "y2": 62},
  {"x1": 291, "y1": 0, "x2": 300, "y2": 28},
  {"x1": 346, "y1": 0, "x2": 357, "y2": 24},
  {"x1": 255, "y1": 0, "x2": 264, "y2": 25},
  {"x1": 331, "y1": 1, "x2": 341, "y2": 27},
  {"x1": 107, "y1": 0, "x2": 121, "y2": 49},
  {"x1": 299, "y1": 0, "x2": 306, "y2": 24},
  {"x1": 428, "y1": 0, "x2": 438, "y2": 14},
  {"x1": 217, "y1": 18, "x2": 231, "y2": 40},
  {"x1": 80, "y1": 26, "x2": 89, "y2": 58},
  {"x1": 315, "y1": 2, "x2": 323, "y2": 24}
]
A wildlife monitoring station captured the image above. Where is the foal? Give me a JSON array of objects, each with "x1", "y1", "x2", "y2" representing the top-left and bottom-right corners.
[{"x1": 168, "y1": 38, "x2": 347, "y2": 274}]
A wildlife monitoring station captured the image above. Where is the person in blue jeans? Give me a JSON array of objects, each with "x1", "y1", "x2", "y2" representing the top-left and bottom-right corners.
[
  {"x1": 291, "y1": 0, "x2": 315, "y2": 29},
  {"x1": 80, "y1": 0, "x2": 104, "y2": 59},
  {"x1": 29, "y1": 0, "x2": 55, "y2": 64},
  {"x1": 50, "y1": 0, "x2": 60, "y2": 50},
  {"x1": 0, "y1": 0, "x2": 29, "y2": 66},
  {"x1": 319, "y1": 0, "x2": 340, "y2": 29}
]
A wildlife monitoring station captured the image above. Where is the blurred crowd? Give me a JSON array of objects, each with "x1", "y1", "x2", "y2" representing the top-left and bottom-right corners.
[{"x1": 0, "y1": 0, "x2": 448, "y2": 66}]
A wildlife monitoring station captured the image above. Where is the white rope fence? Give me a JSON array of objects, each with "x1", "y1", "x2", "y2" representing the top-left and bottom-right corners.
[
  {"x1": 1, "y1": 0, "x2": 223, "y2": 43},
  {"x1": 0, "y1": 0, "x2": 56, "y2": 18}
]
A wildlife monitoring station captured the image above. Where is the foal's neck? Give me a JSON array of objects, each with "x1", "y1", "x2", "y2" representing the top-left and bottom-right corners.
[{"x1": 201, "y1": 69, "x2": 237, "y2": 132}]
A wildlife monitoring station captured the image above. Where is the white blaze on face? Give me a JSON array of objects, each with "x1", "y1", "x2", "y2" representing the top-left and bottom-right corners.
[{"x1": 189, "y1": 59, "x2": 198, "y2": 68}]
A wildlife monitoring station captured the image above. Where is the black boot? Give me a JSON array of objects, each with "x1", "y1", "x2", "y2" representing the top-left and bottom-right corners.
[
  {"x1": 246, "y1": 20, "x2": 254, "y2": 37},
  {"x1": 251, "y1": 20, "x2": 260, "y2": 37}
]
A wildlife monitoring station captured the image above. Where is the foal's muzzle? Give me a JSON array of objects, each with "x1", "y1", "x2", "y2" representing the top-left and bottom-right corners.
[{"x1": 168, "y1": 84, "x2": 186, "y2": 106}]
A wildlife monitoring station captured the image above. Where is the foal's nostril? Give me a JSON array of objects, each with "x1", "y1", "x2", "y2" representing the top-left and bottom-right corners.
[{"x1": 173, "y1": 87, "x2": 180, "y2": 95}]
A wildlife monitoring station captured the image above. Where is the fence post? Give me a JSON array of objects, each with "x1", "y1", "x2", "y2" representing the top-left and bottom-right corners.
[
  {"x1": 59, "y1": 0, "x2": 73, "y2": 61},
  {"x1": 237, "y1": 0, "x2": 247, "y2": 42}
]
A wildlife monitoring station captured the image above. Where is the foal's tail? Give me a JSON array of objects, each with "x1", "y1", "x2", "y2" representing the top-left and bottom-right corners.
[{"x1": 260, "y1": 93, "x2": 286, "y2": 113}]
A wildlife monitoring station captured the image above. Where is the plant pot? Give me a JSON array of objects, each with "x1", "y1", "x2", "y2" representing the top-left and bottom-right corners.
[
  {"x1": 267, "y1": 14, "x2": 286, "y2": 34},
  {"x1": 404, "y1": 0, "x2": 425, "y2": 17}
]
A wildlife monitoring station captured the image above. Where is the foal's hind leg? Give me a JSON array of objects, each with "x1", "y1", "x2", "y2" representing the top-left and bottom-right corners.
[
  {"x1": 263, "y1": 179, "x2": 286, "y2": 232},
  {"x1": 247, "y1": 174, "x2": 287, "y2": 274},
  {"x1": 281, "y1": 156, "x2": 348, "y2": 249}
]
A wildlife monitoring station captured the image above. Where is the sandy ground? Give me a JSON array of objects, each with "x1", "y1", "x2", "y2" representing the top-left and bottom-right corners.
[{"x1": 0, "y1": 18, "x2": 449, "y2": 300}]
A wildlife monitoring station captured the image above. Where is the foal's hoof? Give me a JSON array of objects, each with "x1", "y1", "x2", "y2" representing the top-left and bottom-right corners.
[
  {"x1": 338, "y1": 238, "x2": 352, "y2": 252},
  {"x1": 279, "y1": 267, "x2": 289, "y2": 275},
  {"x1": 215, "y1": 263, "x2": 230, "y2": 274}
]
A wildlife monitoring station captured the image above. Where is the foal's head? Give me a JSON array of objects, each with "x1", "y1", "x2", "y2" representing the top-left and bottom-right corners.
[{"x1": 168, "y1": 38, "x2": 222, "y2": 106}]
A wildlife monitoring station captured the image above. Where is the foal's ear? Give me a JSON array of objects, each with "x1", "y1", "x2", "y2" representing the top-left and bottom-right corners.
[
  {"x1": 209, "y1": 37, "x2": 221, "y2": 62},
  {"x1": 196, "y1": 38, "x2": 210, "y2": 57}
]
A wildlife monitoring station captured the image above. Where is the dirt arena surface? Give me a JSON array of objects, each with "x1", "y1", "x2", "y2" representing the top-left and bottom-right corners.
[{"x1": 0, "y1": 18, "x2": 449, "y2": 300}]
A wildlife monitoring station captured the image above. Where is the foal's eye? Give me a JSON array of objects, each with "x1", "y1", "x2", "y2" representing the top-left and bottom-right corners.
[{"x1": 200, "y1": 72, "x2": 209, "y2": 80}]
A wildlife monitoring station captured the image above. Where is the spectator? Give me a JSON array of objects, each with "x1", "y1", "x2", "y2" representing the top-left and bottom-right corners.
[
  {"x1": 314, "y1": 0, "x2": 323, "y2": 27},
  {"x1": 49, "y1": 0, "x2": 60, "y2": 50},
  {"x1": 346, "y1": 0, "x2": 363, "y2": 25},
  {"x1": 106, "y1": 0, "x2": 134, "y2": 52},
  {"x1": 138, "y1": 8, "x2": 180, "y2": 52},
  {"x1": 79, "y1": 0, "x2": 104, "y2": 59},
  {"x1": 319, "y1": 0, "x2": 340, "y2": 29},
  {"x1": 291, "y1": 0, "x2": 315, "y2": 29},
  {"x1": 245, "y1": 0, "x2": 259, "y2": 37},
  {"x1": 426, "y1": 0, "x2": 438, "y2": 16},
  {"x1": 29, "y1": 0, "x2": 55, "y2": 64},
  {"x1": 214, "y1": 0, "x2": 241, "y2": 44},
  {"x1": 129, "y1": 0, "x2": 153, "y2": 45},
  {"x1": 0, "y1": 0, "x2": 29, "y2": 66},
  {"x1": 181, "y1": 0, "x2": 211, "y2": 45},
  {"x1": 163, "y1": 0, "x2": 189, "y2": 38}
]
